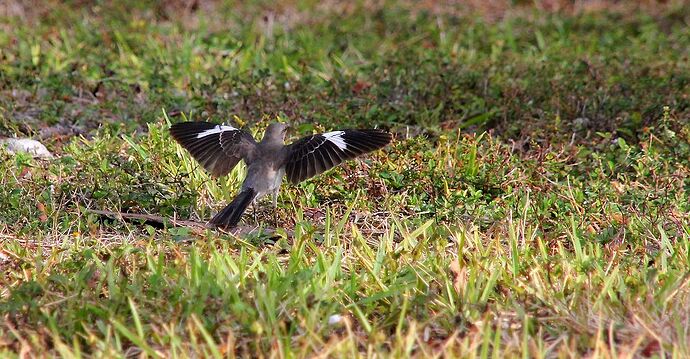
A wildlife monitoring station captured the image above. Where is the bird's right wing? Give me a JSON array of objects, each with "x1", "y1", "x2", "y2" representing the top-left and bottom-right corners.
[
  {"x1": 283, "y1": 129, "x2": 392, "y2": 184},
  {"x1": 170, "y1": 121, "x2": 257, "y2": 178}
]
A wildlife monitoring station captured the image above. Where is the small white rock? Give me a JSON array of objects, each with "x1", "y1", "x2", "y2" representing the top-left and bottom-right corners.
[
  {"x1": 1, "y1": 138, "x2": 53, "y2": 158},
  {"x1": 328, "y1": 314, "x2": 343, "y2": 325},
  {"x1": 0, "y1": 251, "x2": 9, "y2": 264}
]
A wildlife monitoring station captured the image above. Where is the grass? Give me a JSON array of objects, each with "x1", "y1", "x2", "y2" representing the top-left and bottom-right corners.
[{"x1": 1, "y1": 0, "x2": 690, "y2": 357}]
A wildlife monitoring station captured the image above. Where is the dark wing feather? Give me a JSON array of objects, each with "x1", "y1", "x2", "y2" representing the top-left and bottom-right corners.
[
  {"x1": 283, "y1": 129, "x2": 392, "y2": 184},
  {"x1": 170, "y1": 121, "x2": 256, "y2": 177}
]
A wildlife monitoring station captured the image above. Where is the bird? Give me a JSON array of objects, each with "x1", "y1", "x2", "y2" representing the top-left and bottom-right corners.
[{"x1": 169, "y1": 121, "x2": 392, "y2": 228}]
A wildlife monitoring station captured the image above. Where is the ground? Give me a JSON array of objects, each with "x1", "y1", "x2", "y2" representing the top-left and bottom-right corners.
[{"x1": 1, "y1": 0, "x2": 690, "y2": 357}]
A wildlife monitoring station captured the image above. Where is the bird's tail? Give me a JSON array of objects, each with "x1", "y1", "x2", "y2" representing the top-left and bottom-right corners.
[{"x1": 209, "y1": 188, "x2": 256, "y2": 228}]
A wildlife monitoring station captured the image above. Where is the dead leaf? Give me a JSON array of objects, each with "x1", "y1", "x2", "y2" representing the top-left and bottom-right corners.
[
  {"x1": 641, "y1": 339, "x2": 660, "y2": 357},
  {"x1": 450, "y1": 259, "x2": 465, "y2": 292},
  {"x1": 611, "y1": 181, "x2": 625, "y2": 194},
  {"x1": 19, "y1": 167, "x2": 31, "y2": 179},
  {"x1": 36, "y1": 202, "x2": 48, "y2": 222},
  {"x1": 610, "y1": 212, "x2": 626, "y2": 224},
  {"x1": 352, "y1": 80, "x2": 371, "y2": 94}
]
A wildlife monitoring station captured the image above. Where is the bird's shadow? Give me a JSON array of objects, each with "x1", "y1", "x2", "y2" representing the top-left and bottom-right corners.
[{"x1": 89, "y1": 209, "x2": 292, "y2": 245}]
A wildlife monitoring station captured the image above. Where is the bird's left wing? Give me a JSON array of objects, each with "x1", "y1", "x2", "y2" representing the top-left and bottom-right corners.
[
  {"x1": 170, "y1": 121, "x2": 257, "y2": 178},
  {"x1": 283, "y1": 129, "x2": 392, "y2": 184}
]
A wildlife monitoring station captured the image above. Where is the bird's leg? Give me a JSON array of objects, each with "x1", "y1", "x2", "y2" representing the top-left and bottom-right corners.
[
  {"x1": 252, "y1": 202, "x2": 258, "y2": 225},
  {"x1": 272, "y1": 191, "x2": 279, "y2": 228}
]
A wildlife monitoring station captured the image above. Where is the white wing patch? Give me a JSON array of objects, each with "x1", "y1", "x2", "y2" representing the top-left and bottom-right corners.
[
  {"x1": 196, "y1": 124, "x2": 238, "y2": 138},
  {"x1": 323, "y1": 131, "x2": 347, "y2": 150}
]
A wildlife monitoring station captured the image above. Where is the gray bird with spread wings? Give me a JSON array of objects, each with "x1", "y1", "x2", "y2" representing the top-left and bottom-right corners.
[{"x1": 170, "y1": 122, "x2": 392, "y2": 228}]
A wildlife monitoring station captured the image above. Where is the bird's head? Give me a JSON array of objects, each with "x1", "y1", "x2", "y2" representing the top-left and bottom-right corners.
[{"x1": 265, "y1": 122, "x2": 289, "y2": 142}]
